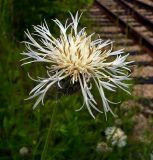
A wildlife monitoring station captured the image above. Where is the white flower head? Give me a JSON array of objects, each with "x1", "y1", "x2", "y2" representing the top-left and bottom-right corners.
[
  {"x1": 150, "y1": 152, "x2": 153, "y2": 160},
  {"x1": 21, "y1": 12, "x2": 132, "y2": 119},
  {"x1": 105, "y1": 126, "x2": 127, "y2": 148}
]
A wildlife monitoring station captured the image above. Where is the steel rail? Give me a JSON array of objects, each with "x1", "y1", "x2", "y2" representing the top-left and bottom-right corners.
[
  {"x1": 125, "y1": 0, "x2": 153, "y2": 11},
  {"x1": 117, "y1": 0, "x2": 153, "y2": 28},
  {"x1": 95, "y1": 0, "x2": 153, "y2": 54}
]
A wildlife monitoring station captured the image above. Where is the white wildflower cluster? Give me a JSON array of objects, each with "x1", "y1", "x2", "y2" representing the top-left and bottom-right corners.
[
  {"x1": 105, "y1": 126, "x2": 127, "y2": 148},
  {"x1": 21, "y1": 12, "x2": 132, "y2": 118}
]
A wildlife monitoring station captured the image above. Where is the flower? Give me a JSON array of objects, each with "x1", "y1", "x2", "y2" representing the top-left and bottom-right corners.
[
  {"x1": 19, "y1": 146, "x2": 29, "y2": 156},
  {"x1": 21, "y1": 12, "x2": 132, "y2": 119},
  {"x1": 105, "y1": 126, "x2": 127, "y2": 148},
  {"x1": 96, "y1": 142, "x2": 112, "y2": 153},
  {"x1": 150, "y1": 152, "x2": 153, "y2": 160}
]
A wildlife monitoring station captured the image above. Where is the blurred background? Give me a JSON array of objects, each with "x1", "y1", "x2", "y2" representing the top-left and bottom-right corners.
[{"x1": 0, "y1": 0, "x2": 153, "y2": 160}]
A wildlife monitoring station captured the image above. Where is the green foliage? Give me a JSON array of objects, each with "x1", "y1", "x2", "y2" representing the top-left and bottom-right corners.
[
  {"x1": 0, "y1": 0, "x2": 93, "y2": 40},
  {"x1": 0, "y1": 0, "x2": 12, "y2": 40}
]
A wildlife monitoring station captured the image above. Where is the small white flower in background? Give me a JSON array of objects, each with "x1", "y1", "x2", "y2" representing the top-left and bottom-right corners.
[
  {"x1": 19, "y1": 146, "x2": 29, "y2": 156},
  {"x1": 150, "y1": 152, "x2": 153, "y2": 160},
  {"x1": 105, "y1": 126, "x2": 127, "y2": 148},
  {"x1": 21, "y1": 12, "x2": 132, "y2": 119}
]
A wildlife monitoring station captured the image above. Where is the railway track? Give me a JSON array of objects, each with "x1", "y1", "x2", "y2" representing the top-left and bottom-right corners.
[
  {"x1": 96, "y1": 0, "x2": 153, "y2": 53},
  {"x1": 118, "y1": 0, "x2": 153, "y2": 27},
  {"x1": 126, "y1": 0, "x2": 153, "y2": 10},
  {"x1": 88, "y1": 0, "x2": 153, "y2": 116}
]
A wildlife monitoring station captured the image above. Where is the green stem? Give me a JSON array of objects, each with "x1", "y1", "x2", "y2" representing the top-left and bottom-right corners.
[{"x1": 41, "y1": 103, "x2": 57, "y2": 160}]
